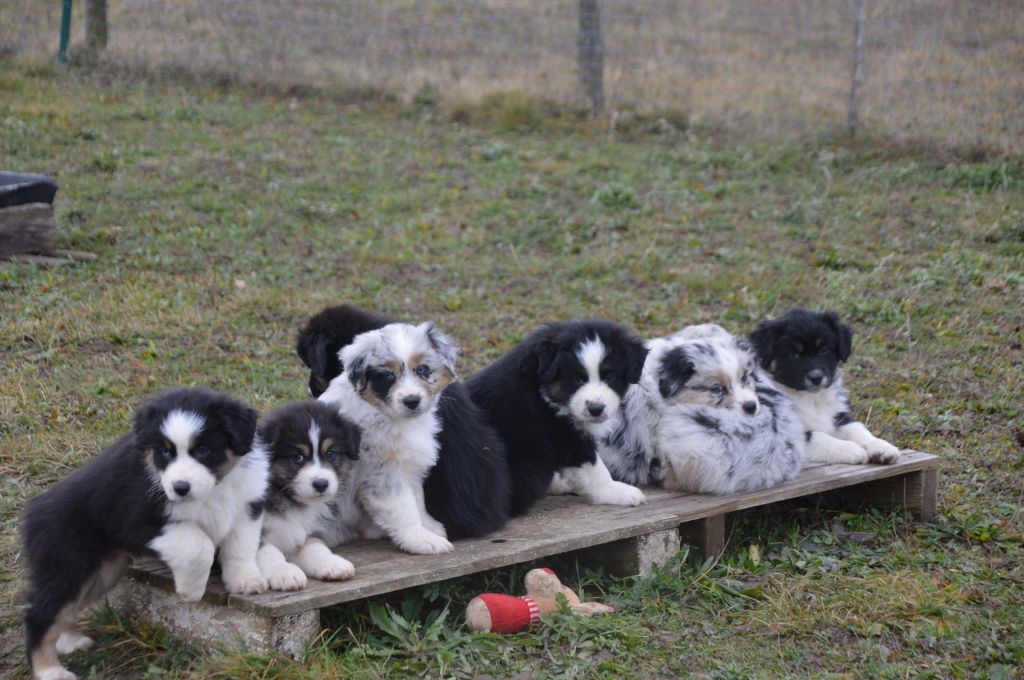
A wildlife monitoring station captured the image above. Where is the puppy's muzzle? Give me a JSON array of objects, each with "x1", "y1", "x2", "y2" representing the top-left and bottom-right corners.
[{"x1": 741, "y1": 400, "x2": 758, "y2": 415}]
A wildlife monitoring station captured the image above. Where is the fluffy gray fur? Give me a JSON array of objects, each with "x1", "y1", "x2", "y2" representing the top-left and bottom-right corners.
[{"x1": 599, "y1": 324, "x2": 806, "y2": 494}]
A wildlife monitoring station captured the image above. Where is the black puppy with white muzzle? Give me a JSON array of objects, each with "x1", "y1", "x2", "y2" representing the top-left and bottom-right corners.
[
  {"x1": 467, "y1": 320, "x2": 649, "y2": 515},
  {"x1": 749, "y1": 308, "x2": 901, "y2": 466},
  {"x1": 256, "y1": 401, "x2": 362, "y2": 591},
  {"x1": 21, "y1": 387, "x2": 266, "y2": 680}
]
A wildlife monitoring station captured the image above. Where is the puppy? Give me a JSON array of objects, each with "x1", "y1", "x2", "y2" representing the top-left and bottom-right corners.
[
  {"x1": 600, "y1": 324, "x2": 806, "y2": 494},
  {"x1": 467, "y1": 320, "x2": 649, "y2": 515},
  {"x1": 255, "y1": 401, "x2": 361, "y2": 591},
  {"x1": 318, "y1": 322, "x2": 458, "y2": 554},
  {"x1": 749, "y1": 308, "x2": 901, "y2": 465},
  {"x1": 296, "y1": 305, "x2": 510, "y2": 541},
  {"x1": 21, "y1": 387, "x2": 266, "y2": 680}
]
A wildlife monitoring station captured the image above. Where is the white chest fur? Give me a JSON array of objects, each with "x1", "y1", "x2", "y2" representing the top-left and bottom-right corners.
[
  {"x1": 165, "y1": 444, "x2": 269, "y2": 544},
  {"x1": 778, "y1": 375, "x2": 848, "y2": 436}
]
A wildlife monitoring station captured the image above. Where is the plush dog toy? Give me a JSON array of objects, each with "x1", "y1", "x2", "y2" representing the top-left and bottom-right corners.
[{"x1": 465, "y1": 568, "x2": 615, "y2": 633}]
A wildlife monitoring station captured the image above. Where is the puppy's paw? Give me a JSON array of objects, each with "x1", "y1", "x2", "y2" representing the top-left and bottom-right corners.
[
  {"x1": 422, "y1": 516, "x2": 448, "y2": 539},
  {"x1": 397, "y1": 529, "x2": 453, "y2": 555},
  {"x1": 865, "y1": 439, "x2": 901, "y2": 465},
  {"x1": 590, "y1": 481, "x2": 646, "y2": 507},
  {"x1": 36, "y1": 666, "x2": 79, "y2": 680},
  {"x1": 834, "y1": 440, "x2": 870, "y2": 464},
  {"x1": 174, "y1": 576, "x2": 209, "y2": 602},
  {"x1": 55, "y1": 631, "x2": 93, "y2": 655},
  {"x1": 266, "y1": 562, "x2": 307, "y2": 591},
  {"x1": 309, "y1": 553, "x2": 355, "y2": 581},
  {"x1": 222, "y1": 567, "x2": 269, "y2": 595}
]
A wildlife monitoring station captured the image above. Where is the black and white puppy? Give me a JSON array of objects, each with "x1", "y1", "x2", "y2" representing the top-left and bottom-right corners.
[
  {"x1": 255, "y1": 401, "x2": 361, "y2": 591},
  {"x1": 318, "y1": 322, "x2": 459, "y2": 554},
  {"x1": 21, "y1": 387, "x2": 266, "y2": 680},
  {"x1": 296, "y1": 305, "x2": 510, "y2": 541},
  {"x1": 749, "y1": 308, "x2": 901, "y2": 465},
  {"x1": 600, "y1": 324, "x2": 806, "y2": 494},
  {"x1": 467, "y1": 320, "x2": 649, "y2": 515}
]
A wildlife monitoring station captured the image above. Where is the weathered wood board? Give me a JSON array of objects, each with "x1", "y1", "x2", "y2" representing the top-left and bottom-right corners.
[
  {"x1": 0, "y1": 203, "x2": 57, "y2": 256},
  {"x1": 110, "y1": 451, "x2": 938, "y2": 656}
]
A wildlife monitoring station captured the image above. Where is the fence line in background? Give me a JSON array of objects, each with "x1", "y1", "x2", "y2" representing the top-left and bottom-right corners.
[{"x1": 7, "y1": 0, "x2": 1023, "y2": 152}]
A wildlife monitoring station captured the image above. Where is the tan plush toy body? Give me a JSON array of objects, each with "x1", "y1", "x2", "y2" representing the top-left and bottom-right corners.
[{"x1": 466, "y1": 568, "x2": 615, "y2": 633}]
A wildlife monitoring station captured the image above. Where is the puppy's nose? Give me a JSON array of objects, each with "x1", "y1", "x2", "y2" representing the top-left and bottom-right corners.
[
  {"x1": 172, "y1": 481, "x2": 191, "y2": 497},
  {"x1": 807, "y1": 370, "x2": 825, "y2": 386},
  {"x1": 402, "y1": 395, "x2": 422, "y2": 411},
  {"x1": 312, "y1": 478, "x2": 329, "y2": 494},
  {"x1": 742, "y1": 400, "x2": 758, "y2": 415},
  {"x1": 586, "y1": 401, "x2": 605, "y2": 417}
]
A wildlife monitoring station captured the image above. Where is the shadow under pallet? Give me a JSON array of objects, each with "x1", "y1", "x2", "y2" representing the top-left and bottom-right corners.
[{"x1": 108, "y1": 451, "x2": 938, "y2": 658}]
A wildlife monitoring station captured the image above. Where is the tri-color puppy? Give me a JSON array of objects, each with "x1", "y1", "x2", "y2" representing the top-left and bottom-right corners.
[
  {"x1": 21, "y1": 387, "x2": 266, "y2": 680},
  {"x1": 467, "y1": 320, "x2": 649, "y2": 515},
  {"x1": 318, "y1": 322, "x2": 459, "y2": 554},
  {"x1": 296, "y1": 304, "x2": 510, "y2": 541},
  {"x1": 255, "y1": 401, "x2": 361, "y2": 591},
  {"x1": 600, "y1": 324, "x2": 806, "y2": 494},
  {"x1": 749, "y1": 308, "x2": 902, "y2": 465}
]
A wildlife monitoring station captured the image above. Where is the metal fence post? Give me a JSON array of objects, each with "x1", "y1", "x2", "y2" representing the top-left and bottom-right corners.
[
  {"x1": 58, "y1": 0, "x2": 73, "y2": 64},
  {"x1": 848, "y1": 0, "x2": 866, "y2": 136},
  {"x1": 578, "y1": 0, "x2": 605, "y2": 114},
  {"x1": 86, "y1": 0, "x2": 108, "y2": 53}
]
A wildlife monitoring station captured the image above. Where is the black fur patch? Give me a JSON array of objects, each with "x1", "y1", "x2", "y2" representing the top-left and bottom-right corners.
[
  {"x1": 247, "y1": 499, "x2": 265, "y2": 520},
  {"x1": 834, "y1": 411, "x2": 855, "y2": 427},
  {"x1": 804, "y1": 430, "x2": 813, "y2": 443},
  {"x1": 693, "y1": 412, "x2": 721, "y2": 432},
  {"x1": 658, "y1": 346, "x2": 695, "y2": 398}
]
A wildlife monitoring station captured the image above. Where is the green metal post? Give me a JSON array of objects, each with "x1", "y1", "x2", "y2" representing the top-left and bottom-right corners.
[{"x1": 59, "y1": 0, "x2": 73, "y2": 64}]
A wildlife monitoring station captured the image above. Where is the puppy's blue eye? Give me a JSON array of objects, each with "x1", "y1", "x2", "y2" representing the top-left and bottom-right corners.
[
  {"x1": 712, "y1": 384, "x2": 727, "y2": 395},
  {"x1": 192, "y1": 447, "x2": 209, "y2": 460},
  {"x1": 159, "y1": 449, "x2": 173, "y2": 461},
  {"x1": 415, "y1": 364, "x2": 431, "y2": 379},
  {"x1": 292, "y1": 452, "x2": 305, "y2": 464},
  {"x1": 380, "y1": 371, "x2": 395, "y2": 384},
  {"x1": 324, "y1": 449, "x2": 339, "y2": 461}
]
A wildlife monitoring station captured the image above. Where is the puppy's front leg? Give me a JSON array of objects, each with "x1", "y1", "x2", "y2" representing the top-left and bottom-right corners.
[
  {"x1": 804, "y1": 431, "x2": 869, "y2": 465},
  {"x1": 836, "y1": 421, "x2": 901, "y2": 464},
  {"x1": 360, "y1": 479, "x2": 453, "y2": 555},
  {"x1": 293, "y1": 537, "x2": 355, "y2": 581},
  {"x1": 559, "y1": 456, "x2": 646, "y2": 506},
  {"x1": 410, "y1": 482, "x2": 447, "y2": 538},
  {"x1": 220, "y1": 515, "x2": 269, "y2": 595},
  {"x1": 149, "y1": 523, "x2": 216, "y2": 602},
  {"x1": 257, "y1": 543, "x2": 307, "y2": 591}
]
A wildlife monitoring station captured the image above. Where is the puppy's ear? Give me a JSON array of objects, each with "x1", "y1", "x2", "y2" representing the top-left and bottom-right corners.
[
  {"x1": 133, "y1": 397, "x2": 165, "y2": 440},
  {"x1": 342, "y1": 347, "x2": 368, "y2": 391},
  {"x1": 748, "y1": 319, "x2": 778, "y2": 368},
  {"x1": 216, "y1": 396, "x2": 259, "y2": 456},
  {"x1": 624, "y1": 336, "x2": 649, "y2": 385},
  {"x1": 658, "y1": 346, "x2": 695, "y2": 398},
  {"x1": 421, "y1": 322, "x2": 459, "y2": 377},
  {"x1": 822, "y1": 311, "x2": 853, "y2": 362},
  {"x1": 533, "y1": 335, "x2": 561, "y2": 384},
  {"x1": 343, "y1": 421, "x2": 362, "y2": 461},
  {"x1": 296, "y1": 329, "x2": 329, "y2": 375}
]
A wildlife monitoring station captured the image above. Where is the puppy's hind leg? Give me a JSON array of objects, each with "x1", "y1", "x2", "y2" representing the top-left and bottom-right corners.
[{"x1": 55, "y1": 551, "x2": 130, "y2": 656}]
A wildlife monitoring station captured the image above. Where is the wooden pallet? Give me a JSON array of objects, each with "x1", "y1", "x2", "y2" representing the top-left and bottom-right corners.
[{"x1": 108, "y1": 451, "x2": 938, "y2": 657}]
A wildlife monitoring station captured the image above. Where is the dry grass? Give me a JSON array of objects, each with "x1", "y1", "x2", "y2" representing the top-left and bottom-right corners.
[{"x1": 2, "y1": 0, "x2": 1021, "y2": 153}]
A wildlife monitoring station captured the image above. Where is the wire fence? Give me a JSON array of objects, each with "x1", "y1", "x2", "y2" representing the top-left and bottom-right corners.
[{"x1": 3, "y1": 0, "x2": 1022, "y2": 152}]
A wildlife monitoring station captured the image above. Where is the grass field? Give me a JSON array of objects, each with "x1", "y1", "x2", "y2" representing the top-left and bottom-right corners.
[{"x1": 1, "y1": 58, "x2": 1022, "y2": 678}]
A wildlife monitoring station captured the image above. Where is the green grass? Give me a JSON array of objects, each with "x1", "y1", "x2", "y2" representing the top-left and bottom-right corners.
[{"x1": 1, "y1": 58, "x2": 1022, "y2": 678}]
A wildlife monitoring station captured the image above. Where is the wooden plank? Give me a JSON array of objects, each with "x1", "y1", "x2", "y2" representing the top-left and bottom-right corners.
[
  {"x1": 125, "y1": 451, "x2": 938, "y2": 618},
  {"x1": 0, "y1": 203, "x2": 57, "y2": 256},
  {"x1": 679, "y1": 514, "x2": 725, "y2": 559},
  {"x1": 820, "y1": 465, "x2": 939, "y2": 521}
]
